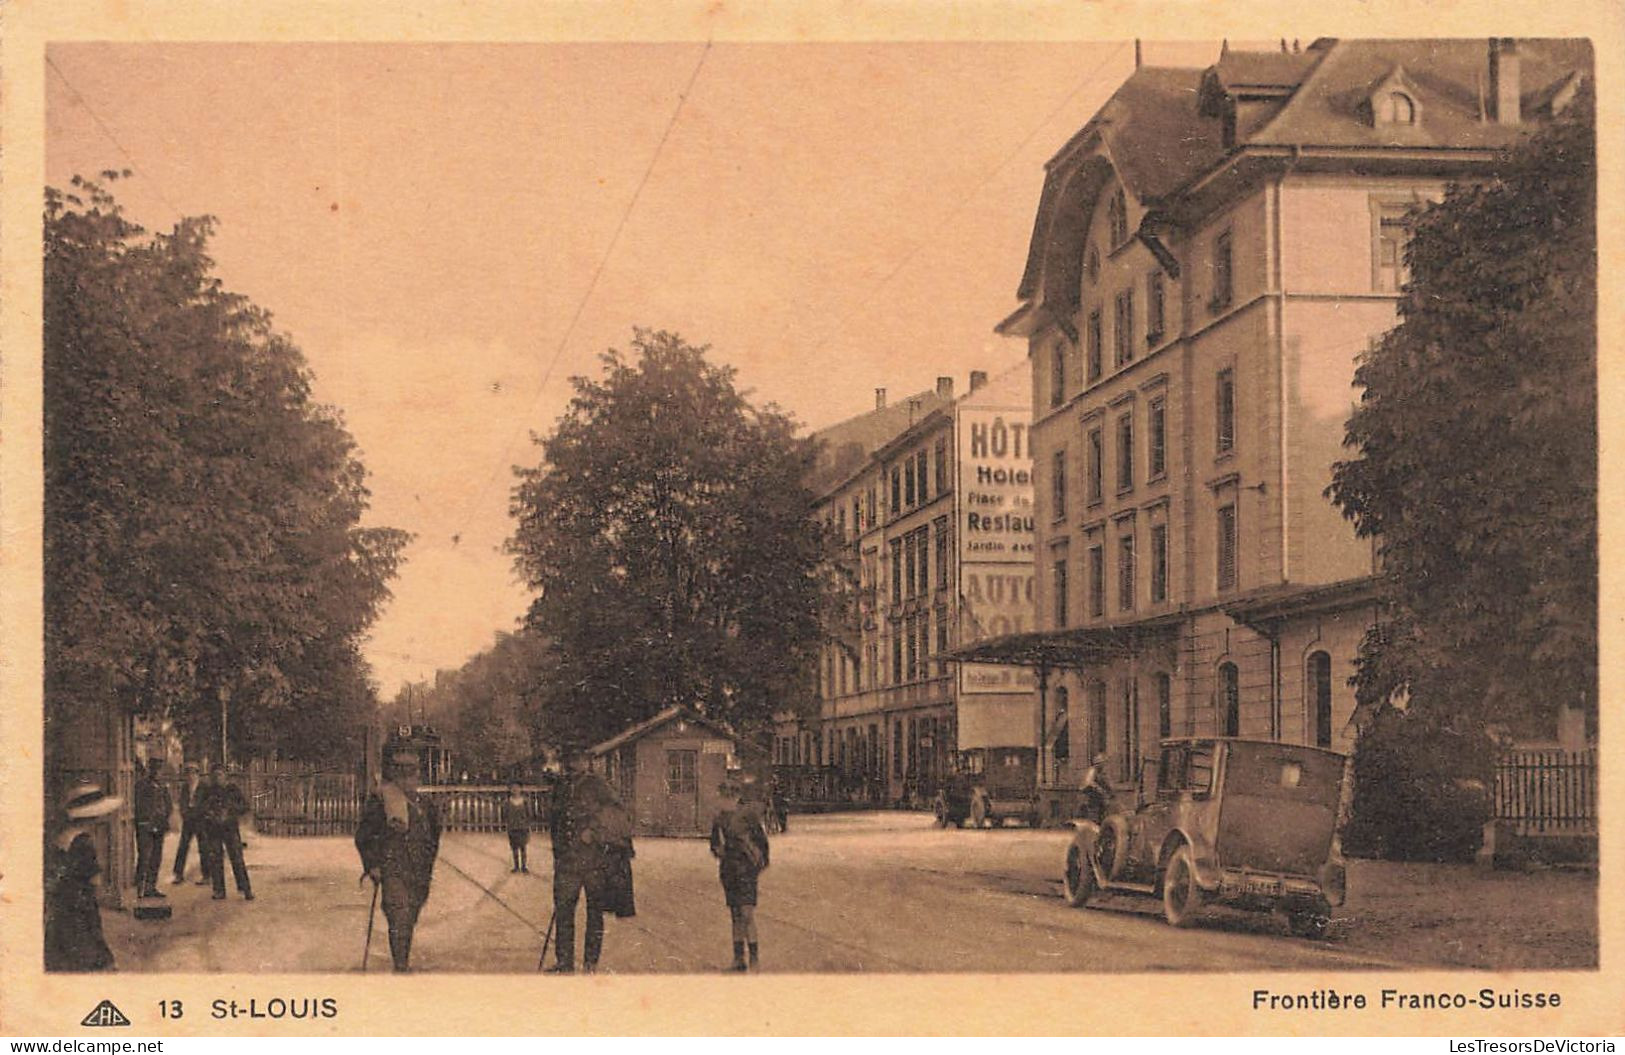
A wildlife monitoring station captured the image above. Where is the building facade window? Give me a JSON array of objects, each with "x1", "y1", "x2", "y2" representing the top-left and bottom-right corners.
[
  {"x1": 1121, "y1": 679, "x2": 1140, "y2": 782},
  {"x1": 1088, "y1": 680, "x2": 1108, "y2": 760},
  {"x1": 915, "y1": 527, "x2": 930, "y2": 596},
  {"x1": 916, "y1": 450, "x2": 929, "y2": 503},
  {"x1": 1150, "y1": 522, "x2": 1169, "y2": 603},
  {"x1": 934, "y1": 517, "x2": 950, "y2": 591},
  {"x1": 935, "y1": 604, "x2": 949, "y2": 671},
  {"x1": 867, "y1": 486, "x2": 876, "y2": 526},
  {"x1": 1219, "y1": 662, "x2": 1240, "y2": 736},
  {"x1": 1147, "y1": 270, "x2": 1166, "y2": 343},
  {"x1": 890, "y1": 630, "x2": 902, "y2": 684},
  {"x1": 1217, "y1": 504, "x2": 1238, "y2": 593},
  {"x1": 1114, "y1": 289, "x2": 1135, "y2": 367},
  {"x1": 904, "y1": 614, "x2": 918, "y2": 681},
  {"x1": 1053, "y1": 559, "x2": 1069, "y2": 628},
  {"x1": 1211, "y1": 229, "x2": 1233, "y2": 312},
  {"x1": 1050, "y1": 342, "x2": 1066, "y2": 407},
  {"x1": 934, "y1": 438, "x2": 948, "y2": 494},
  {"x1": 1216, "y1": 368, "x2": 1236, "y2": 455},
  {"x1": 1052, "y1": 448, "x2": 1068, "y2": 521},
  {"x1": 1148, "y1": 397, "x2": 1166, "y2": 479},
  {"x1": 893, "y1": 720, "x2": 904, "y2": 778},
  {"x1": 1381, "y1": 91, "x2": 1416, "y2": 124},
  {"x1": 1374, "y1": 201, "x2": 1414, "y2": 292},
  {"x1": 1156, "y1": 672, "x2": 1172, "y2": 739},
  {"x1": 904, "y1": 535, "x2": 917, "y2": 599},
  {"x1": 1088, "y1": 544, "x2": 1106, "y2": 618},
  {"x1": 1116, "y1": 413, "x2": 1134, "y2": 492},
  {"x1": 1052, "y1": 686, "x2": 1071, "y2": 767},
  {"x1": 890, "y1": 538, "x2": 903, "y2": 603},
  {"x1": 890, "y1": 467, "x2": 901, "y2": 515},
  {"x1": 904, "y1": 456, "x2": 917, "y2": 508},
  {"x1": 1087, "y1": 427, "x2": 1104, "y2": 504},
  {"x1": 1087, "y1": 310, "x2": 1103, "y2": 383},
  {"x1": 1118, "y1": 531, "x2": 1135, "y2": 612},
  {"x1": 1309, "y1": 651, "x2": 1334, "y2": 748},
  {"x1": 1107, "y1": 187, "x2": 1129, "y2": 247}
]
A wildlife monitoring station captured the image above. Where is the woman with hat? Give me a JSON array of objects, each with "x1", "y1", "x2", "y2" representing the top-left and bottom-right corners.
[{"x1": 45, "y1": 783, "x2": 122, "y2": 972}]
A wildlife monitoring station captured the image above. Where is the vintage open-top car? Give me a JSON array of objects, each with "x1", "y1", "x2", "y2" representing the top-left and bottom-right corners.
[{"x1": 1062, "y1": 737, "x2": 1349, "y2": 937}]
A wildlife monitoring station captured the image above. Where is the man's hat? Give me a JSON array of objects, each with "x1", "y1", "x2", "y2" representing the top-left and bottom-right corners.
[{"x1": 63, "y1": 783, "x2": 122, "y2": 820}]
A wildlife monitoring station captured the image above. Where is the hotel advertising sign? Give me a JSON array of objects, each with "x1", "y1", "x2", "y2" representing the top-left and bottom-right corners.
[{"x1": 958, "y1": 408, "x2": 1036, "y2": 695}]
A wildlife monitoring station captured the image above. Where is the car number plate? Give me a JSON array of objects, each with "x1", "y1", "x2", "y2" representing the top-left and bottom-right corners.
[{"x1": 1243, "y1": 875, "x2": 1283, "y2": 896}]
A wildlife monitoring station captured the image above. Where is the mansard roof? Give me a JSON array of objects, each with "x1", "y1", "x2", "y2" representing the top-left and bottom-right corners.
[{"x1": 1012, "y1": 38, "x2": 1591, "y2": 307}]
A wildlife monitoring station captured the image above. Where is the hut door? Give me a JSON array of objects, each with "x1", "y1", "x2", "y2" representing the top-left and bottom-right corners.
[{"x1": 664, "y1": 749, "x2": 699, "y2": 831}]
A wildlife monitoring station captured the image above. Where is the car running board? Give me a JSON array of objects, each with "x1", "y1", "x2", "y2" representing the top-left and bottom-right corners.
[{"x1": 1101, "y1": 879, "x2": 1158, "y2": 896}]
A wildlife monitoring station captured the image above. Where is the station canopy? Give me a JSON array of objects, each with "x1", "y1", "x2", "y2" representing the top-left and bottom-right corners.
[{"x1": 945, "y1": 613, "x2": 1183, "y2": 670}]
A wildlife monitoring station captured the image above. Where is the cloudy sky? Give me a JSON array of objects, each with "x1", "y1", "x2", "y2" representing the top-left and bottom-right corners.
[{"x1": 46, "y1": 40, "x2": 1228, "y2": 695}]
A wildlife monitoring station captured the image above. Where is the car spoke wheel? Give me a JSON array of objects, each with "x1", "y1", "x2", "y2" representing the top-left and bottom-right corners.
[
  {"x1": 933, "y1": 798, "x2": 949, "y2": 828},
  {"x1": 1064, "y1": 845, "x2": 1097, "y2": 908},
  {"x1": 1161, "y1": 845, "x2": 1205, "y2": 928}
]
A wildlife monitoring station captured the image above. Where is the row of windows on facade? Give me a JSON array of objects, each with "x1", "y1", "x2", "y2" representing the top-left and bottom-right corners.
[
  {"x1": 1059, "y1": 205, "x2": 1413, "y2": 412},
  {"x1": 1057, "y1": 654, "x2": 1336, "y2": 781},
  {"x1": 826, "y1": 438, "x2": 951, "y2": 543},
  {"x1": 774, "y1": 713, "x2": 955, "y2": 779},
  {"x1": 1050, "y1": 369, "x2": 1235, "y2": 520},
  {"x1": 1052, "y1": 502, "x2": 1238, "y2": 627},
  {"x1": 822, "y1": 600, "x2": 952, "y2": 699},
  {"x1": 884, "y1": 518, "x2": 951, "y2": 605}
]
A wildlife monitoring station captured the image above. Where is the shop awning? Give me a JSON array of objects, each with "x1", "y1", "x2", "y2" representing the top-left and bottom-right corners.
[{"x1": 945, "y1": 612, "x2": 1185, "y2": 670}]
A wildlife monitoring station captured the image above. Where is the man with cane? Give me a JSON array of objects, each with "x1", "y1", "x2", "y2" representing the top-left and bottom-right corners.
[
  {"x1": 541, "y1": 749, "x2": 634, "y2": 973},
  {"x1": 356, "y1": 736, "x2": 441, "y2": 972}
]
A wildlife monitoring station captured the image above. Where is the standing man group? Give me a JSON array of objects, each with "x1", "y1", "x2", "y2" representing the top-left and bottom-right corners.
[
  {"x1": 544, "y1": 750, "x2": 635, "y2": 974},
  {"x1": 198, "y1": 763, "x2": 254, "y2": 901},
  {"x1": 133, "y1": 758, "x2": 173, "y2": 899},
  {"x1": 355, "y1": 739, "x2": 441, "y2": 972}
]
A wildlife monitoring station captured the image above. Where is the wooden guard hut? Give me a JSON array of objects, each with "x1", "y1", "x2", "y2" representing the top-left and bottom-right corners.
[{"x1": 588, "y1": 706, "x2": 757, "y2": 837}]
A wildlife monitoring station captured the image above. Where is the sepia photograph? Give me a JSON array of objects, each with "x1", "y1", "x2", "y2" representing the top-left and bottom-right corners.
[{"x1": 1, "y1": 2, "x2": 1614, "y2": 1038}]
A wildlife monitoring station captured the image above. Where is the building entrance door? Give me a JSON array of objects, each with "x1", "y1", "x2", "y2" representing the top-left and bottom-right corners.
[{"x1": 664, "y1": 749, "x2": 699, "y2": 832}]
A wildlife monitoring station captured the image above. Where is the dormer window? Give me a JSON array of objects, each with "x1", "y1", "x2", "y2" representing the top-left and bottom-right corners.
[
  {"x1": 1368, "y1": 67, "x2": 1423, "y2": 127},
  {"x1": 1380, "y1": 91, "x2": 1416, "y2": 125}
]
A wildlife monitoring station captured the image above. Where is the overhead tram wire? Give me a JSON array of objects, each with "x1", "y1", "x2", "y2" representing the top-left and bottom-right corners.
[
  {"x1": 46, "y1": 54, "x2": 185, "y2": 218},
  {"x1": 801, "y1": 41, "x2": 1132, "y2": 363},
  {"x1": 436, "y1": 38, "x2": 715, "y2": 548}
]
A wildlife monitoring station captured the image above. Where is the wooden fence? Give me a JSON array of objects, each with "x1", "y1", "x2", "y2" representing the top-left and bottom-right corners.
[
  {"x1": 417, "y1": 787, "x2": 550, "y2": 833},
  {"x1": 249, "y1": 770, "x2": 363, "y2": 836},
  {"x1": 1494, "y1": 748, "x2": 1597, "y2": 836}
]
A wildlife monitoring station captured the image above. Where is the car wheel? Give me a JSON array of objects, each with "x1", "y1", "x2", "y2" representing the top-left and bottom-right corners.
[
  {"x1": 933, "y1": 797, "x2": 949, "y2": 828},
  {"x1": 970, "y1": 795, "x2": 988, "y2": 829},
  {"x1": 992, "y1": 814, "x2": 1006, "y2": 828},
  {"x1": 1064, "y1": 845, "x2": 1097, "y2": 908},
  {"x1": 1161, "y1": 844, "x2": 1205, "y2": 928}
]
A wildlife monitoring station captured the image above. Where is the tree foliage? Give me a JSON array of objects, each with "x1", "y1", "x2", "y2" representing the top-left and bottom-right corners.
[
  {"x1": 509, "y1": 330, "x2": 827, "y2": 750},
  {"x1": 44, "y1": 175, "x2": 410, "y2": 764},
  {"x1": 1328, "y1": 95, "x2": 1596, "y2": 737}
]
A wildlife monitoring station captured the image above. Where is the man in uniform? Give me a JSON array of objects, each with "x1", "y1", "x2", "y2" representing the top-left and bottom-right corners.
[
  {"x1": 545, "y1": 749, "x2": 634, "y2": 973},
  {"x1": 355, "y1": 739, "x2": 441, "y2": 972},
  {"x1": 198, "y1": 763, "x2": 254, "y2": 901},
  {"x1": 133, "y1": 758, "x2": 173, "y2": 898},
  {"x1": 171, "y1": 763, "x2": 205, "y2": 885}
]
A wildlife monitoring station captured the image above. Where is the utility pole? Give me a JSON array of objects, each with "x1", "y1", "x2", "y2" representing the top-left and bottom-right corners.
[{"x1": 218, "y1": 684, "x2": 229, "y2": 767}]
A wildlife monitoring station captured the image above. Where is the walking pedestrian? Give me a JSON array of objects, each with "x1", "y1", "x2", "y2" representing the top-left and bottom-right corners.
[
  {"x1": 355, "y1": 739, "x2": 441, "y2": 972},
  {"x1": 171, "y1": 763, "x2": 205, "y2": 885},
  {"x1": 544, "y1": 750, "x2": 635, "y2": 974},
  {"x1": 710, "y1": 777, "x2": 770, "y2": 972},
  {"x1": 45, "y1": 783, "x2": 122, "y2": 972},
  {"x1": 198, "y1": 763, "x2": 254, "y2": 901},
  {"x1": 133, "y1": 758, "x2": 172, "y2": 898},
  {"x1": 503, "y1": 782, "x2": 531, "y2": 873},
  {"x1": 770, "y1": 780, "x2": 789, "y2": 835}
]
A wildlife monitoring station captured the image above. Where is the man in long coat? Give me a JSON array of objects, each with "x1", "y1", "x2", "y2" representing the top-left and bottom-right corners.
[
  {"x1": 355, "y1": 741, "x2": 441, "y2": 972},
  {"x1": 545, "y1": 751, "x2": 634, "y2": 973},
  {"x1": 170, "y1": 763, "x2": 205, "y2": 885},
  {"x1": 132, "y1": 758, "x2": 173, "y2": 898}
]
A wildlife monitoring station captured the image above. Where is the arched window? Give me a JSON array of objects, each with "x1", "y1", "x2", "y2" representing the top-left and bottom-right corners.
[
  {"x1": 1218, "y1": 662, "x2": 1240, "y2": 736},
  {"x1": 1309, "y1": 651, "x2": 1333, "y2": 748},
  {"x1": 1381, "y1": 91, "x2": 1416, "y2": 124}
]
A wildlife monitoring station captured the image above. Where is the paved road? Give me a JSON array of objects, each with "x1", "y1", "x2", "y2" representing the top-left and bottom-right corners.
[{"x1": 109, "y1": 811, "x2": 1398, "y2": 973}]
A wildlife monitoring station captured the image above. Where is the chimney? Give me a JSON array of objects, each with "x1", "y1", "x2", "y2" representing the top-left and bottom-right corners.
[
  {"x1": 936, "y1": 376, "x2": 954, "y2": 399},
  {"x1": 969, "y1": 370, "x2": 989, "y2": 392},
  {"x1": 1489, "y1": 38, "x2": 1521, "y2": 124},
  {"x1": 875, "y1": 387, "x2": 887, "y2": 410}
]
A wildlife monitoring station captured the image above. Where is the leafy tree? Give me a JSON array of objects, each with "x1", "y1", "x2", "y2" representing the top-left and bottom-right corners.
[
  {"x1": 1329, "y1": 94, "x2": 1596, "y2": 738},
  {"x1": 510, "y1": 329, "x2": 827, "y2": 750},
  {"x1": 44, "y1": 175, "x2": 409, "y2": 765}
]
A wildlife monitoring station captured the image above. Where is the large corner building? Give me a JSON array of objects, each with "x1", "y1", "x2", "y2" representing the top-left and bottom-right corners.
[{"x1": 967, "y1": 39, "x2": 1590, "y2": 789}]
